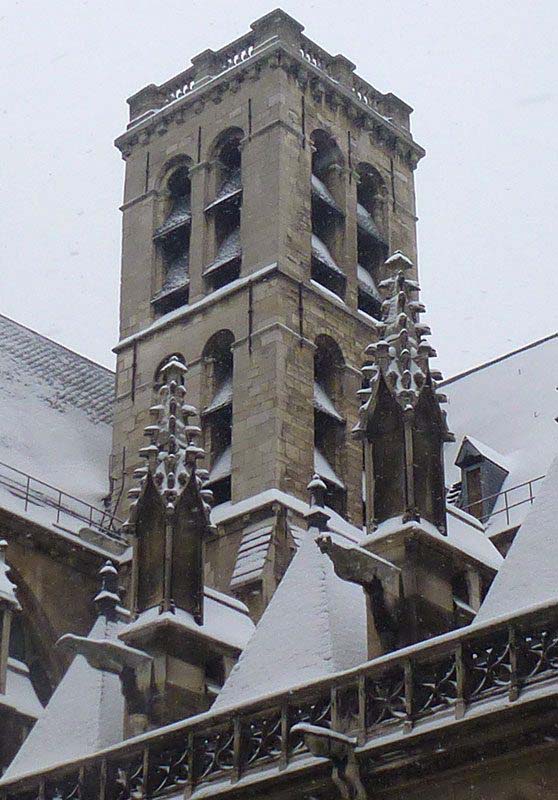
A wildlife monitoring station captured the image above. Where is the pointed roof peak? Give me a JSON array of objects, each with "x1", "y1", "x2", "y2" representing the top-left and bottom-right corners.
[{"x1": 213, "y1": 530, "x2": 367, "y2": 711}]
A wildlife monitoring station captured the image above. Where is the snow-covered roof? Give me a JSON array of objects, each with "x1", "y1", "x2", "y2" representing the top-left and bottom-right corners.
[
  {"x1": 202, "y1": 228, "x2": 241, "y2": 277},
  {"x1": 151, "y1": 254, "x2": 190, "y2": 303},
  {"x1": 455, "y1": 436, "x2": 511, "y2": 472},
  {"x1": 443, "y1": 333, "x2": 558, "y2": 534},
  {"x1": 205, "y1": 167, "x2": 242, "y2": 212},
  {"x1": 314, "y1": 448, "x2": 345, "y2": 489},
  {"x1": 311, "y1": 174, "x2": 342, "y2": 214},
  {"x1": 363, "y1": 513, "x2": 502, "y2": 572},
  {"x1": 121, "y1": 586, "x2": 254, "y2": 653},
  {"x1": 207, "y1": 446, "x2": 232, "y2": 484},
  {"x1": 0, "y1": 658, "x2": 43, "y2": 721},
  {"x1": 357, "y1": 264, "x2": 381, "y2": 300},
  {"x1": 213, "y1": 529, "x2": 367, "y2": 710},
  {"x1": 3, "y1": 615, "x2": 125, "y2": 783},
  {"x1": 476, "y1": 454, "x2": 558, "y2": 622},
  {"x1": 0, "y1": 313, "x2": 113, "y2": 506},
  {"x1": 0, "y1": 541, "x2": 19, "y2": 608},
  {"x1": 153, "y1": 197, "x2": 191, "y2": 239},
  {"x1": 356, "y1": 203, "x2": 387, "y2": 244}
]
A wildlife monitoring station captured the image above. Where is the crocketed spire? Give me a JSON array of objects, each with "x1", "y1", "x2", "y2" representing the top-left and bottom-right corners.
[
  {"x1": 127, "y1": 356, "x2": 213, "y2": 521},
  {"x1": 124, "y1": 356, "x2": 214, "y2": 621},
  {"x1": 355, "y1": 252, "x2": 454, "y2": 531},
  {"x1": 355, "y1": 252, "x2": 452, "y2": 427}
]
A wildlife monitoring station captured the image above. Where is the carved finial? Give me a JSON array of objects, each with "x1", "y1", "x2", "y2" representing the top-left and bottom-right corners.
[
  {"x1": 306, "y1": 475, "x2": 330, "y2": 532},
  {"x1": 128, "y1": 355, "x2": 209, "y2": 521},
  {"x1": 354, "y1": 252, "x2": 453, "y2": 441},
  {"x1": 307, "y1": 474, "x2": 327, "y2": 507},
  {"x1": 94, "y1": 560, "x2": 120, "y2": 621}
]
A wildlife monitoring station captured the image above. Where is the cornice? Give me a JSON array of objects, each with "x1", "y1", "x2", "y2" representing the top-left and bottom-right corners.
[{"x1": 114, "y1": 41, "x2": 425, "y2": 170}]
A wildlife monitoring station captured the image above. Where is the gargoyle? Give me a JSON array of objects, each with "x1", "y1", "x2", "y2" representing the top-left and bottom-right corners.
[{"x1": 292, "y1": 723, "x2": 366, "y2": 800}]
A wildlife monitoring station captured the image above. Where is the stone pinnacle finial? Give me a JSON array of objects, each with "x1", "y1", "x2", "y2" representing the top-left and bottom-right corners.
[
  {"x1": 127, "y1": 356, "x2": 211, "y2": 520},
  {"x1": 306, "y1": 475, "x2": 330, "y2": 532},
  {"x1": 94, "y1": 560, "x2": 120, "y2": 621}
]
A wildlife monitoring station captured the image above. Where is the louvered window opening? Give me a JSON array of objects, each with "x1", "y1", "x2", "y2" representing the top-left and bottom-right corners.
[
  {"x1": 153, "y1": 167, "x2": 192, "y2": 314},
  {"x1": 356, "y1": 173, "x2": 387, "y2": 319},
  {"x1": 204, "y1": 138, "x2": 242, "y2": 292}
]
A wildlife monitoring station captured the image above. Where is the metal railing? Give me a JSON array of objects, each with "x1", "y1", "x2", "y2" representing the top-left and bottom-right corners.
[
  {"x1": 461, "y1": 474, "x2": 545, "y2": 527},
  {"x1": 4, "y1": 600, "x2": 558, "y2": 800},
  {"x1": 0, "y1": 460, "x2": 124, "y2": 541}
]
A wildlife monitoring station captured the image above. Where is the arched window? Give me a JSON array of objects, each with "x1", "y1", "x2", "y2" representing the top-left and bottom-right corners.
[
  {"x1": 152, "y1": 162, "x2": 192, "y2": 314},
  {"x1": 313, "y1": 335, "x2": 346, "y2": 514},
  {"x1": 201, "y1": 331, "x2": 235, "y2": 504},
  {"x1": 356, "y1": 164, "x2": 388, "y2": 319},
  {"x1": 203, "y1": 129, "x2": 243, "y2": 292},
  {"x1": 310, "y1": 131, "x2": 346, "y2": 298}
]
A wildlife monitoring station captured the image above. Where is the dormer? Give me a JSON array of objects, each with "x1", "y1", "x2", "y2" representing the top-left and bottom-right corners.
[{"x1": 455, "y1": 436, "x2": 509, "y2": 521}]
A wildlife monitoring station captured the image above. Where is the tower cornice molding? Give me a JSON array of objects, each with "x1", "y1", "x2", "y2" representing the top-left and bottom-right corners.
[
  {"x1": 115, "y1": 19, "x2": 425, "y2": 169},
  {"x1": 114, "y1": 261, "x2": 380, "y2": 355}
]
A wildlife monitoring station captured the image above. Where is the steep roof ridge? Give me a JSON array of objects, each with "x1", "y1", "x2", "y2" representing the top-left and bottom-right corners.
[
  {"x1": 2, "y1": 614, "x2": 125, "y2": 782},
  {"x1": 0, "y1": 312, "x2": 114, "y2": 377},
  {"x1": 476, "y1": 454, "x2": 558, "y2": 622},
  {"x1": 441, "y1": 332, "x2": 558, "y2": 387},
  {"x1": 0, "y1": 313, "x2": 114, "y2": 426}
]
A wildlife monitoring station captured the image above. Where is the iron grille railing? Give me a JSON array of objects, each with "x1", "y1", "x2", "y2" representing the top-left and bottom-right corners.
[
  {"x1": 4, "y1": 600, "x2": 558, "y2": 800},
  {"x1": 0, "y1": 459, "x2": 124, "y2": 541},
  {"x1": 461, "y1": 474, "x2": 545, "y2": 527}
]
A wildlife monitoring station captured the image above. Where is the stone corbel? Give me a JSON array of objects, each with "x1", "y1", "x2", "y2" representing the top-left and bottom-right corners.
[{"x1": 291, "y1": 724, "x2": 366, "y2": 800}]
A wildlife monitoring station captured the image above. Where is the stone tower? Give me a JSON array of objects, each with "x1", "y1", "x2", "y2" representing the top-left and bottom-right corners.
[{"x1": 111, "y1": 9, "x2": 425, "y2": 608}]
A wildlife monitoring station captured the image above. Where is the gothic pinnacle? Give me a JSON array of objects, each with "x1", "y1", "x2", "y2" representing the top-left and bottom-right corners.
[{"x1": 129, "y1": 356, "x2": 211, "y2": 518}]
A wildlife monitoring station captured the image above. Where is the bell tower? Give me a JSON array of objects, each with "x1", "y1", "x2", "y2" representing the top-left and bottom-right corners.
[{"x1": 111, "y1": 10, "x2": 425, "y2": 604}]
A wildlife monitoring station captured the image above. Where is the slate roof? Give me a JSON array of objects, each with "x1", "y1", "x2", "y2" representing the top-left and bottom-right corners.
[
  {"x1": 3, "y1": 615, "x2": 125, "y2": 783},
  {"x1": 214, "y1": 528, "x2": 368, "y2": 710},
  {"x1": 0, "y1": 314, "x2": 114, "y2": 425},
  {"x1": 442, "y1": 333, "x2": 558, "y2": 535},
  {"x1": 0, "y1": 313, "x2": 114, "y2": 506},
  {"x1": 476, "y1": 454, "x2": 558, "y2": 623}
]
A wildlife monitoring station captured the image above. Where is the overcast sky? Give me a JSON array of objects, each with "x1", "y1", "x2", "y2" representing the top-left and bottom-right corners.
[{"x1": 1, "y1": 0, "x2": 556, "y2": 377}]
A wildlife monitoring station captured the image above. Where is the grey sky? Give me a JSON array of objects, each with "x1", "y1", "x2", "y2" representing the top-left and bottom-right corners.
[{"x1": 1, "y1": 0, "x2": 556, "y2": 376}]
